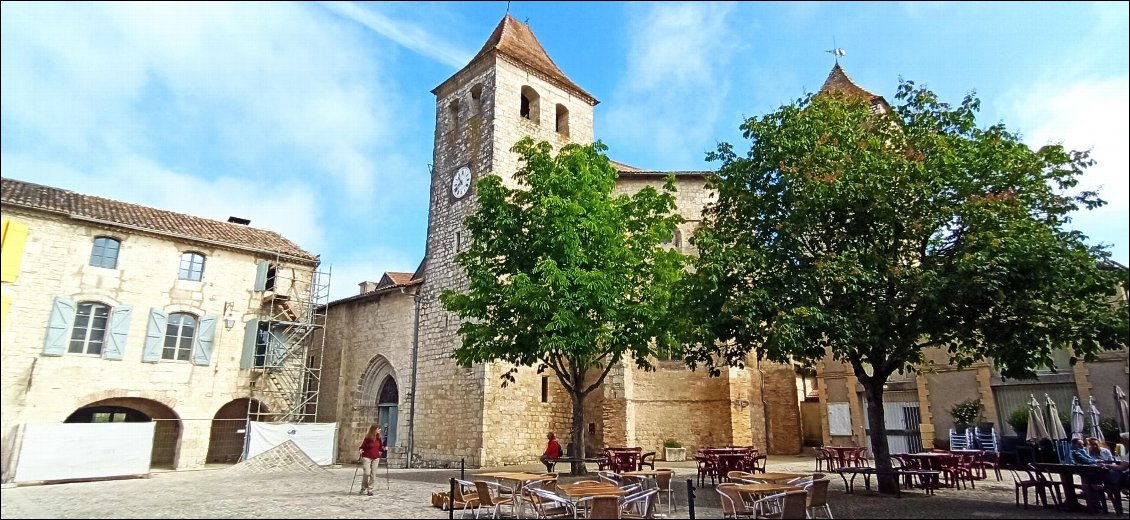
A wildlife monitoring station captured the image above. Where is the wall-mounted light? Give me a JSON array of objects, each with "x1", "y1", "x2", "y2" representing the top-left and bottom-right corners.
[
  {"x1": 732, "y1": 398, "x2": 750, "y2": 409},
  {"x1": 223, "y1": 301, "x2": 237, "y2": 330}
]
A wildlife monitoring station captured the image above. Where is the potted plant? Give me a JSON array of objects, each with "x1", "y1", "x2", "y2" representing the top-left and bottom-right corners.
[
  {"x1": 663, "y1": 439, "x2": 685, "y2": 462},
  {"x1": 1006, "y1": 407, "x2": 1029, "y2": 437},
  {"x1": 947, "y1": 398, "x2": 984, "y2": 434}
]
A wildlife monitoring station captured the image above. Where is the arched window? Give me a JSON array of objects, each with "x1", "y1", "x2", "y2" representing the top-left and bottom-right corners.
[
  {"x1": 520, "y1": 86, "x2": 540, "y2": 123},
  {"x1": 69, "y1": 301, "x2": 110, "y2": 355},
  {"x1": 470, "y1": 84, "x2": 484, "y2": 115},
  {"x1": 89, "y1": 236, "x2": 121, "y2": 269},
  {"x1": 164, "y1": 312, "x2": 197, "y2": 361},
  {"x1": 555, "y1": 104, "x2": 570, "y2": 137},
  {"x1": 179, "y1": 252, "x2": 206, "y2": 281}
]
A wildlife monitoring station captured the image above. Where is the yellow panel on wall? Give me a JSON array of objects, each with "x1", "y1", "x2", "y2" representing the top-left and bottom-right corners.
[{"x1": 1, "y1": 218, "x2": 30, "y2": 283}]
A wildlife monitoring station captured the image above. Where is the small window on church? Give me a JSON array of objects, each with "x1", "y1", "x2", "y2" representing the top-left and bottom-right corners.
[
  {"x1": 555, "y1": 104, "x2": 569, "y2": 137},
  {"x1": 541, "y1": 376, "x2": 549, "y2": 403},
  {"x1": 470, "y1": 84, "x2": 483, "y2": 115},
  {"x1": 520, "y1": 86, "x2": 540, "y2": 123}
]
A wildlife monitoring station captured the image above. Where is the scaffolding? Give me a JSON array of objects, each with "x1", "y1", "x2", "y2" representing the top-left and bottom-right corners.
[{"x1": 245, "y1": 252, "x2": 331, "y2": 424}]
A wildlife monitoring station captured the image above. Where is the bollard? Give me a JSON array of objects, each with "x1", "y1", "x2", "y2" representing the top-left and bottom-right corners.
[
  {"x1": 686, "y1": 478, "x2": 696, "y2": 520},
  {"x1": 449, "y1": 477, "x2": 456, "y2": 520},
  {"x1": 461, "y1": 458, "x2": 465, "y2": 481}
]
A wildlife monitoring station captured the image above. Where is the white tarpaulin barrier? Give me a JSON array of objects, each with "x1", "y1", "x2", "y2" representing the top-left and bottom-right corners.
[
  {"x1": 246, "y1": 422, "x2": 337, "y2": 465},
  {"x1": 14, "y1": 422, "x2": 154, "y2": 482}
]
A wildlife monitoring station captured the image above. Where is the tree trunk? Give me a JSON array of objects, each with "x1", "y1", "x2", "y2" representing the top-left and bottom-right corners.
[
  {"x1": 863, "y1": 378, "x2": 898, "y2": 494},
  {"x1": 570, "y1": 388, "x2": 588, "y2": 475}
]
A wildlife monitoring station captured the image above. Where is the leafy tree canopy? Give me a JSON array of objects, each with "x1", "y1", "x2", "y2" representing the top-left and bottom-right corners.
[
  {"x1": 440, "y1": 137, "x2": 686, "y2": 464},
  {"x1": 679, "y1": 81, "x2": 1127, "y2": 386}
]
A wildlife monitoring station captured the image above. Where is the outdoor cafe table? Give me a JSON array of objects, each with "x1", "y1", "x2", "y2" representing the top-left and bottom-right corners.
[
  {"x1": 750, "y1": 472, "x2": 810, "y2": 484},
  {"x1": 476, "y1": 471, "x2": 552, "y2": 518},
  {"x1": 734, "y1": 483, "x2": 802, "y2": 499},
  {"x1": 557, "y1": 483, "x2": 628, "y2": 520},
  {"x1": 823, "y1": 446, "x2": 860, "y2": 470},
  {"x1": 1032, "y1": 463, "x2": 1116, "y2": 514}
]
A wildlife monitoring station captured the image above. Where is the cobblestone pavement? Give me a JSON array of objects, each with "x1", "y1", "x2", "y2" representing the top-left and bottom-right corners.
[{"x1": 1, "y1": 455, "x2": 1118, "y2": 518}]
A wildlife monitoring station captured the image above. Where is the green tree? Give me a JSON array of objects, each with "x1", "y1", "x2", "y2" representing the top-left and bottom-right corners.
[
  {"x1": 440, "y1": 137, "x2": 686, "y2": 474},
  {"x1": 679, "y1": 82, "x2": 1128, "y2": 493}
]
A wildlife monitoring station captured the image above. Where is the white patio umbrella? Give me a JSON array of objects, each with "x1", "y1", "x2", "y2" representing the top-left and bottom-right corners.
[
  {"x1": 1046, "y1": 394, "x2": 1068, "y2": 440},
  {"x1": 1026, "y1": 394, "x2": 1050, "y2": 443},
  {"x1": 1088, "y1": 396, "x2": 1104, "y2": 442},
  {"x1": 1071, "y1": 396, "x2": 1086, "y2": 440},
  {"x1": 1116, "y1": 385, "x2": 1129, "y2": 433}
]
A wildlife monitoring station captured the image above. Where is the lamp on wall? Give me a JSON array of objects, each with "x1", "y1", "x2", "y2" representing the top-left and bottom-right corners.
[
  {"x1": 223, "y1": 301, "x2": 237, "y2": 330},
  {"x1": 732, "y1": 398, "x2": 750, "y2": 409}
]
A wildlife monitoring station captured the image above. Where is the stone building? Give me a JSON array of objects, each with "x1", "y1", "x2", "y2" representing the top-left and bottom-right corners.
[
  {"x1": 0, "y1": 177, "x2": 326, "y2": 479},
  {"x1": 318, "y1": 14, "x2": 806, "y2": 469}
]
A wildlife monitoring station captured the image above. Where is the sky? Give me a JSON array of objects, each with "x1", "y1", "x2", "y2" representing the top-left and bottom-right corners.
[{"x1": 2, "y1": 1, "x2": 1127, "y2": 302}]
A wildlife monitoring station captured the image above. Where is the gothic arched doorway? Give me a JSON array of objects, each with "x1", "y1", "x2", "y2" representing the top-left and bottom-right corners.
[{"x1": 359, "y1": 355, "x2": 399, "y2": 452}]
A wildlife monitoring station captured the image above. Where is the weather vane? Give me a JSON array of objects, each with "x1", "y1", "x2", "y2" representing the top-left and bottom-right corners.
[{"x1": 826, "y1": 37, "x2": 846, "y2": 64}]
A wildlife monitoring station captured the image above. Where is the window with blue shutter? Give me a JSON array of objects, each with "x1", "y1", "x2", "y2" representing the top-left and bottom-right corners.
[
  {"x1": 142, "y1": 309, "x2": 168, "y2": 362},
  {"x1": 191, "y1": 315, "x2": 216, "y2": 366},
  {"x1": 43, "y1": 297, "x2": 77, "y2": 356},
  {"x1": 102, "y1": 305, "x2": 132, "y2": 360},
  {"x1": 240, "y1": 318, "x2": 260, "y2": 369}
]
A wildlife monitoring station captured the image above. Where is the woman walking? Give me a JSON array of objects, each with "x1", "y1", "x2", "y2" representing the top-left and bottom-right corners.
[{"x1": 358, "y1": 424, "x2": 384, "y2": 496}]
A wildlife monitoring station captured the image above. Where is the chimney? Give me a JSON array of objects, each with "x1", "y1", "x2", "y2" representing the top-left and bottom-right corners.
[
  {"x1": 227, "y1": 216, "x2": 251, "y2": 225},
  {"x1": 359, "y1": 281, "x2": 379, "y2": 294}
]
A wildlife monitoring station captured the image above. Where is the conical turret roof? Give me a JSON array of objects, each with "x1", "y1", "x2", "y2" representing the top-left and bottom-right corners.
[
  {"x1": 434, "y1": 15, "x2": 597, "y2": 105},
  {"x1": 819, "y1": 63, "x2": 887, "y2": 108}
]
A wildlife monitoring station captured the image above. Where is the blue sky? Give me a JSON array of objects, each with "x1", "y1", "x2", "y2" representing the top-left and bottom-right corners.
[{"x1": 2, "y1": 1, "x2": 1127, "y2": 301}]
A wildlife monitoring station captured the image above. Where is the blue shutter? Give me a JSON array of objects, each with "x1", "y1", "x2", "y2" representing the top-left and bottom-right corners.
[
  {"x1": 143, "y1": 309, "x2": 168, "y2": 363},
  {"x1": 254, "y1": 261, "x2": 269, "y2": 291},
  {"x1": 102, "y1": 304, "x2": 132, "y2": 360},
  {"x1": 240, "y1": 319, "x2": 260, "y2": 369},
  {"x1": 43, "y1": 297, "x2": 76, "y2": 356},
  {"x1": 192, "y1": 315, "x2": 217, "y2": 366}
]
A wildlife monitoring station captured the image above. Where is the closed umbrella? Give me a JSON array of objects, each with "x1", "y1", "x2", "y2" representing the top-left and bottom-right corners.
[
  {"x1": 1026, "y1": 394, "x2": 1049, "y2": 443},
  {"x1": 1088, "y1": 396, "x2": 1104, "y2": 442},
  {"x1": 1046, "y1": 394, "x2": 1068, "y2": 440},
  {"x1": 1070, "y1": 396, "x2": 1085, "y2": 440},
  {"x1": 1116, "y1": 385, "x2": 1129, "y2": 433}
]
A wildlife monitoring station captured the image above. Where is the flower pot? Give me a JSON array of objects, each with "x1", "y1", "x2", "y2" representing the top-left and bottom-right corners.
[{"x1": 664, "y1": 447, "x2": 686, "y2": 462}]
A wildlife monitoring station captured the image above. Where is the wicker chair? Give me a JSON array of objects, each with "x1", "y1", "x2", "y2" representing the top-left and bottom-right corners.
[
  {"x1": 473, "y1": 480, "x2": 514, "y2": 519},
  {"x1": 803, "y1": 478, "x2": 833, "y2": 519},
  {"x1": 717, "y1": 483, "x2": 756, "y2": 519},
  {"x1": 751, "y1": 490, "x2": 808, "y2": 519}
]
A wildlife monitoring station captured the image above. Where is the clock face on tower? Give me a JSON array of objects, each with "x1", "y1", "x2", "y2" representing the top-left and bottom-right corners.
[{"x1": 451, "y1": 165, "x2": 472, "y2": 199}]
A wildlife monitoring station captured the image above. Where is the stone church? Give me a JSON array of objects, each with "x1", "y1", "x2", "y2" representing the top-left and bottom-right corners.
[{"x1": 317, "y1": 14, "x2": 833, "y2": 468}]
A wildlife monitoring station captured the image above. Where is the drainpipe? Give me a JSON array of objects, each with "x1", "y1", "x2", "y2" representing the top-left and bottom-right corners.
[{"x1": 406, "y1": 288, "x2": 422, "y2": 467}]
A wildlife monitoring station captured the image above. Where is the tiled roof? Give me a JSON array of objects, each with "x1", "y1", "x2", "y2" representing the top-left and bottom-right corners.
[
  {"x1": 376, "y1": 271, "x2": 418, "y2": 291},
  {"x1": 610, "y1": 159, "x2": 709, "y2": 177},
  {"x1": 819, "y1": 63, "x2": 883, "y2": 103},
  {"x1": 436, "y1": 15, "x2": 597, "y2": 105},
  {"x1": 1, "y1": 177, "x2": 318, "y2": 263}
]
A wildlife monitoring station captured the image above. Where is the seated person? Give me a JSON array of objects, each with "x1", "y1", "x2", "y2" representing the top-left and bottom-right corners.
[
  {"x1": 1086, "y1": 437, "x2": 1115, "y2": 462},
  {"x1": 1070, "y1": 438, "x2": 1102, "y2": 465},
  {"x1": 1104, "y1": 433, "x2": 1129, "y2": 491},
  {"x1": 541, "y1": 431, "x2": 563, "y2": 472}
]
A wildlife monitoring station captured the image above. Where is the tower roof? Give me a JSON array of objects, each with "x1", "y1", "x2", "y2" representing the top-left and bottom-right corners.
[
  {"x1": 434, "y1": 14, "x2": 597, "y2": 105},
  {"x1": 819, "y1": 63, "x2": 886, "y2": 106}
]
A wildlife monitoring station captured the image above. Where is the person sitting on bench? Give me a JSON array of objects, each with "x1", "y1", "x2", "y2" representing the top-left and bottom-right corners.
[{"x1": 541, "y1": 431, "x2": 563, "y2": 472}]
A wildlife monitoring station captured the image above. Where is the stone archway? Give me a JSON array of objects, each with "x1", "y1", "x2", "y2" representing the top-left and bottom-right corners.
[
  {"x1": 66, "y1": 397, "x2": 180, "y2": 468},
  {"x1": 206, "y1": 398, "x2": 271, "y2": 463},
  {"x1": 358, "y1": 355, "x2": 399, "y2": 450}
]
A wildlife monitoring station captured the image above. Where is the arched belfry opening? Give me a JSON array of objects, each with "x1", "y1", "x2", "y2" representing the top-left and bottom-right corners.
[
  {"x1": 520, "y1": 85, "x2": 540, "y2": 123},
  {"x1": 555, "y1": 104, "x2": 569, "y2": 137}
]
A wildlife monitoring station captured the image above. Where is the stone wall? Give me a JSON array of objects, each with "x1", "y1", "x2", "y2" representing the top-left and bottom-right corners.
[{"x1": 1, "y1": 208, "x2": 314, "y2": 477}]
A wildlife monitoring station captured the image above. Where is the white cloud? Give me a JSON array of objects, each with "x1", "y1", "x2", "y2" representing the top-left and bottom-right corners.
[
  {"x1": 319, "y1": 1, "x2": 471, "y2": 69},
  {"x1": 1005, "y1": 75, "x2": 1129, "y2": 262},
  {"x1": 602, "y1": 2, "x2": 740, "y2": 169}
]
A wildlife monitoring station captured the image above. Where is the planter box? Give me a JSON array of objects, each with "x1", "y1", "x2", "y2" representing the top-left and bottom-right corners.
[{"x1": 664, "y1": 447, "x2": 686, "y2": 462}]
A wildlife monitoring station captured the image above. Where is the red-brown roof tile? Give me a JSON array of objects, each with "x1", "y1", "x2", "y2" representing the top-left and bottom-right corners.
[{"x1": 1, "y1": 177, "x2": 317, "y2": 263}]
